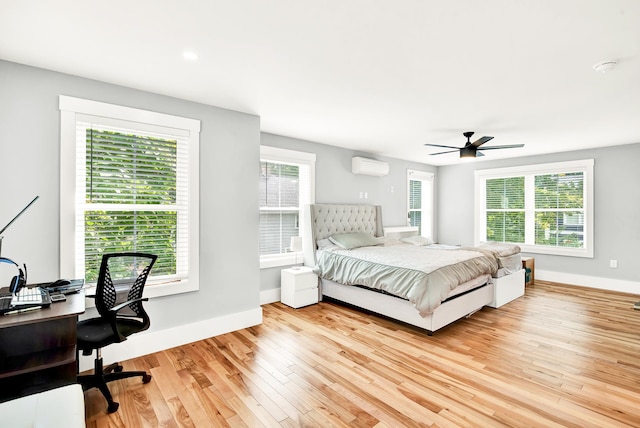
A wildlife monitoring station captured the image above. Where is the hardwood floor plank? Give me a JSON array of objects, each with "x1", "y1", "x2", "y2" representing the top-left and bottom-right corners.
[
  {"x1": 140, "y1": 376, "x2": 180, "y2": 427},
  {"x1": 207, "y1": 356, "x2": 282, "y2": 427},
  {"x1": 84, "y1": 281, "x2": 640, "y2": 427},
  {"x1": 166, "y1": 396, "x2": 196, "y2": 428}
]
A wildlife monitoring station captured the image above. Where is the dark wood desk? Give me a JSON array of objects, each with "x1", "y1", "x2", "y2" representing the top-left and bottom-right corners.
[{"x1": 0, "y1": 290, "x2": 85, "y2": 402}]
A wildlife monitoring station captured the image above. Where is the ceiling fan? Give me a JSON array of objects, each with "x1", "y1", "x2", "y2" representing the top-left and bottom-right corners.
[{"x1": 424, "y1": 131, "x2": 524, "y2": 158}]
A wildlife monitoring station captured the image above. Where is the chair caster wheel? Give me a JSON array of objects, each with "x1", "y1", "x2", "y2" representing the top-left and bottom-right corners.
[
  {"x1": 143, "y1": 374, "x2": 152, "y2": 384},
  {"x1": 114, "y1": 365, "x2": 123, "y2": 373},
  {"x1": 107, "y1": 402, "x2": 120, "y2": 413}
]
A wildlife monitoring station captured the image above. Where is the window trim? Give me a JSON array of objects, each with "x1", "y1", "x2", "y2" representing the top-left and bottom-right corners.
[
  {"x1": 407, "y1": 169, "x2": 435, "y2": 239},
  {"x1": 474, "y1": 159, "x2": 594, "y2": 258},
  {"x1": 259, "y1": 146, "x2": 316, "y2": 269},
  {"x1": 59, "y1": 95, "x2": 201, "y2": 298}
]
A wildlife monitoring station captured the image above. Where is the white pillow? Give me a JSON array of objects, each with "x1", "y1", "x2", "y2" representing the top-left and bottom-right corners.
[
  {"x1": 328, "y1": 232, "x2": 382, "y2": 249},
  {"x1": 316, "y1": 238, "x2": 335, "y2": 249},
  {"x1": 380, "y1": 237, "x2": 402, "y2": 246},
  {"x1": 401, "y1": 235, "x2": 435, "y2": 246}
]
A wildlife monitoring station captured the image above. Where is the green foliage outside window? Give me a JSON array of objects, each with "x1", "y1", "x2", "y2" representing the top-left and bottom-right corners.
[
  {"x1": 486, "y1": 211, "x2": 525, "y2": 242},
  {"x1": 485, "y1": 177, "x2": 525, "y2": 243},
  {"x1": 408, "y1": 180, "x2": 423, "y2": 234},
  {"x1": 84, "y1": 129, "x2": 178, "y2": 281},
  {"x1": 485, "y1": 173, "x2": 584, "y2": 248},
  {"x1": 409, "y1": 180, "x2": 421, "y2": 210}
]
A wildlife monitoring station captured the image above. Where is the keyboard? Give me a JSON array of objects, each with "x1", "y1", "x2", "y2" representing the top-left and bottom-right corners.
[
  {"x1": 0, "y1": 287, "x2": 52, "y2": 314},
  {"x1": 13, "y1": 287, "x2": 52, "y2": 305}
]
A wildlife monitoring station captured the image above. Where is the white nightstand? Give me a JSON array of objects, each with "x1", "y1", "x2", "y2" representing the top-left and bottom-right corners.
[{"x1": 281, "y1": 267, "x2": 319, "y2": 308}]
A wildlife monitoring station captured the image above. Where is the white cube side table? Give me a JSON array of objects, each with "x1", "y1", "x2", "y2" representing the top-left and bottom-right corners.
[{"x1": 281, "y1": 267, "x2": 319, "y2": 308}]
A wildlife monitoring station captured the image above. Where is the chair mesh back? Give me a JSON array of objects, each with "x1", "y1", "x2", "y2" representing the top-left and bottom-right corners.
[{"x1": 95, "y1": 253, "x2": 157, "y2": 319}]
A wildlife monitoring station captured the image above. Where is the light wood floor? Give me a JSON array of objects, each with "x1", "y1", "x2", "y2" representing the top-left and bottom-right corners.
[{"x1": 84, "y1": 281, "x2": 640, "y2": 427}]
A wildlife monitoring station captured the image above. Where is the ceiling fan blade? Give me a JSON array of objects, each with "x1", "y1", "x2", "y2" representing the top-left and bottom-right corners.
[
  {"x1": 424, "y1": 143, "x2": 462, "y2": 149},
  {"x1": 429, "y1": 149, "x2": 460, "y2": 155},
  {"x1": 477, "y1": 144, "x2": 525, "y2": 151},
  {"x1": 471, "y1": 136, "x2": 494, "y2": 147}
]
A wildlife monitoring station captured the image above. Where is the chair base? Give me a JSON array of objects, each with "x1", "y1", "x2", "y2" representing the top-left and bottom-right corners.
[{"x1": 78, "y1": 354, "x2": 152, "y2": 413}]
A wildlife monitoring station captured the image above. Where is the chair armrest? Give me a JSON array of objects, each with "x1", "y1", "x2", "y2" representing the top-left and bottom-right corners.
[
  {"x1": 109, "y1": 297, "x2": 149, "y2": 314},
  {"x1": 105, "y1": 297, "x2": 150, "y2": 342}
]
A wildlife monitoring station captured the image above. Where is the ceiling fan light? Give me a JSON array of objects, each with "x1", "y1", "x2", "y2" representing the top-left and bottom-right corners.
[{"x1": 460, "y1": 147, "x2": 476, "y2": 158}]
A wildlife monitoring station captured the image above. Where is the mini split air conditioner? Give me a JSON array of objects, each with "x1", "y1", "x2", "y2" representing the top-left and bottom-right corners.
[{"x1": 351, "y1": 157, "x2": 389, "y2": 176}]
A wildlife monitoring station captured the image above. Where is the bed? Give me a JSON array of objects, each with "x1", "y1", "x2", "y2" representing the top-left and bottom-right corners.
[
  {"x1": 302, "y1": 204, "x2": 524, "y2": 335},
  {"x1": 475, "y1": 241, "x2": 526, "y2": 308}
]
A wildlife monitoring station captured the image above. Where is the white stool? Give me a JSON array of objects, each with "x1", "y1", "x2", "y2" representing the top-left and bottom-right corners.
[{"x1": 0, "y1": 384, "x2": 85, "y2": 428}]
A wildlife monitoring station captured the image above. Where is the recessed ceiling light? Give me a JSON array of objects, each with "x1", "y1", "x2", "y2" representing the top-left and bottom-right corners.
[
  {"x1": 592, "y1": 60, "x2": 617, "y2": 73},
  {"x1": 183, "y1": 51, "x2": 199, "y2": 61}
]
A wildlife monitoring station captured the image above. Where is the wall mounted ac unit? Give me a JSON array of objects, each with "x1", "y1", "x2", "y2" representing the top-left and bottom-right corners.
[{"x1": 351, "y1": 157, "x2": 389, "y2": 176}]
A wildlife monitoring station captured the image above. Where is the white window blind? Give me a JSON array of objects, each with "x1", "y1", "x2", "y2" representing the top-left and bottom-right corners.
[
  {"x1": 534, "y1": 172, "x2": 585, "y2": 248},
  {"x1": 485, "y1": 176, "x2": 525, "y2": 243},
  {"x1": 259, "y1": 146, "x2": 315, "y2": 267},
  {"x1": 60, "y1": 96, "x2": 200, "y2": 296},
  {"x1": 407, "y1": 170, "x2": 434, "y2": 239},
  {"x1": 76, "y1": 119, "x2": 189, "y2": 282},
  {"x1": 475, "y1": 159, "x2": 593, "y2": 257}
]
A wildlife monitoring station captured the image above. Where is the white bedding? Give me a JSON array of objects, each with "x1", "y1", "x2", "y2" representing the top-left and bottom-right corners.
[
  {"x1": 473, "y1": 242, "x2": 522, "y2": 277},
  {"x1": 314, "y1": 242, "x2": 498, "y2": 316},
  {"x1": 407, "y1": 241, "x2": 522, "y2": 278}
]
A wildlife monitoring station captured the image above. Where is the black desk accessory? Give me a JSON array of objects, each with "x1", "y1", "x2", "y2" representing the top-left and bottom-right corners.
[
  {"x1": 43, "y1": 278, "x2": 84, "y2": 295},
  {"x1": 0, "y1": 196, "x2": 39, "y2": 258}
]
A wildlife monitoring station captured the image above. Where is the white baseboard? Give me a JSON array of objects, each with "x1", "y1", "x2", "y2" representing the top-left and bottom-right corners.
[
  {"x1": 260, "y1": 287, "x2": 281, "y2": 305},
  {"x1": 79, "y1": 306, "x2": 263, "y2": 372},
  {"x1": 537, "y1": 270, "x2": 640, "y2": 295}
]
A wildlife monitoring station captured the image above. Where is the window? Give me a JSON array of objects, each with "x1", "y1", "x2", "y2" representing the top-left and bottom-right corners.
[
  {"x1": 475, "y1": 159, "x2": 594, "y2": 257},
  {"x1": 407, "y1": 169, "x2": 435, "y2": 238},
  {"x1": 260, "y1": 146, "x2": 315, "y2": 269},
  {"x1": 59, "y1": 96, "x2": 200, "y2": 297}
]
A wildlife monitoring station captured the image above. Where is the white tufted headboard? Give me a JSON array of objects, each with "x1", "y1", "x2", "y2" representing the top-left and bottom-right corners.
[{"x1": 302, "y1": 204, "x2": 383, "y2": 266}]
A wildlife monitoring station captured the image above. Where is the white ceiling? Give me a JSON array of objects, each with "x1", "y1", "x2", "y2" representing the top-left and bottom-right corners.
[{"x1": 1, "y1": 0, "x2": 639, "y2": 166}]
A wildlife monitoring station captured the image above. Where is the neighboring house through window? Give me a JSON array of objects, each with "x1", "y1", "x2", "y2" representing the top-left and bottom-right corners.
[
  {"x1": 474, "y1": 159, "x2": 594, "y2": 257},
  {"x1": 260, "y1": 146, "x2": 315, "y2": 269},
  {"x1": 59, "y1": 96, "x2": 200, "y2": 298}
]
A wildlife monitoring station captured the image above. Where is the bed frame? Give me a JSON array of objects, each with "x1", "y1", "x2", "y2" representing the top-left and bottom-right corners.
[{"x1": 302, "y1": 203, "x2": 496, "y2": 335}]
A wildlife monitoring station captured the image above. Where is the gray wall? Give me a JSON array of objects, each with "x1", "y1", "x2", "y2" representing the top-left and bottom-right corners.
[
  {"x1": 0, "y1": 60, "x2": 261, "y2": 331},
  {"x1": 5, "y1": 58, "x2": 634, "y2": 321},
  {"x1": 259, "y1": 132, "x2": 437, "y2": 290},
  {"x1": 438, "y1": 144, "x2": 640, "y2": 283}
]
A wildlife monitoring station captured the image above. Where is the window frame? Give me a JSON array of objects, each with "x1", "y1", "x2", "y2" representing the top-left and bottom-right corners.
[
  {"x1": 259, "y1": 146, "x2": 316, "y2": 269},
  {"x1": 59, "y1": 95, "x2": 201, "y2": 298},
  {"x1": 407, "y1": 169, "x2": 435, "y2": 239},
  {"x1": 474, "y1": 159, "x2": 594, "y2": 258}
]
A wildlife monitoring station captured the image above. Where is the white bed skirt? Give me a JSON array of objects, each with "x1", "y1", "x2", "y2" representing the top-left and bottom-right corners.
[{"x1": 320, "y1": 275, "x2": 494, "y2": 335}]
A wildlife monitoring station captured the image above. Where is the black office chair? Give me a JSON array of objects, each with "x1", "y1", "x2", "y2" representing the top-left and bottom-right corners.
[{"x1": 77, "y1": 252, "x2": 157, "y2": 413}]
